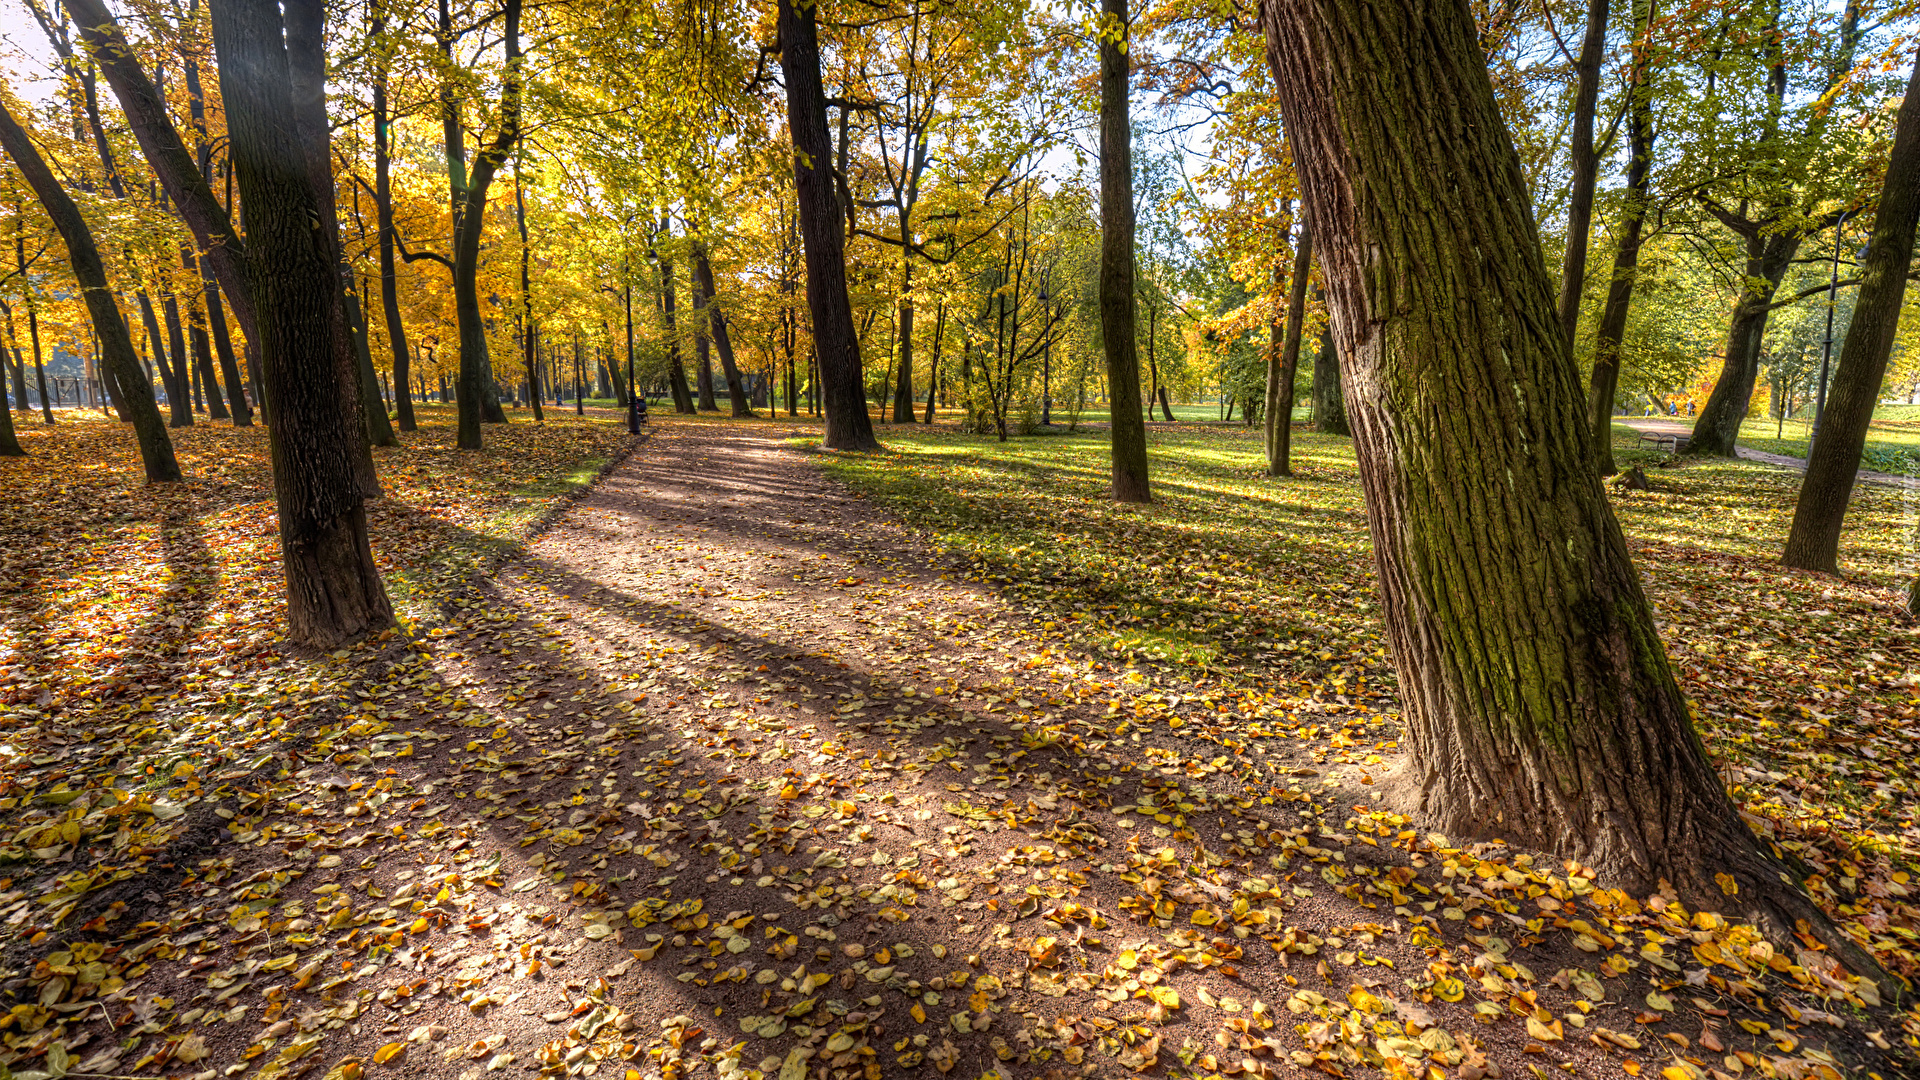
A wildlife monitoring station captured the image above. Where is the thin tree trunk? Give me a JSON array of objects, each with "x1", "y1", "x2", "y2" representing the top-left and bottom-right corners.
[
  {"x1": 1555, "y1": 0, "x2": 1609, "y2": 344},
  {"x1": 696, "y1": 249, "x2": 753, "y2": 416},
  {"x1": 445, "y1": 0, "x2": 521, "y2": 448},
  {"x1": 1266, "y1": 225, "x2": 1312, "y2": 476},
  {"x1": 1259, "y1": 0, "x2": 1883, "y2": 985},
  {"x1": 1584, "y1": 0, "x2": 1654, "y2": 477},
  {"x1": 1783, "y1": 50, "x2": 1920, "y2": 573},
  {"x1": 138, "y1": 292, "x2": 186, "y2": 425},
  {"x1": 66, "y1": 0, "x2": 258, "y2": 350},
  {"x1": 159, "y1": 287, "x2": 198, "y2": 416},
  {"x1": 893, "y1": 255, "x2": 916, "y2": 422},
  {"x1": 179, "y1": 247, "x2": 227, "y2": 420},
  {"x1": 1310, "y1": 289, "x2": 1347, "y2": 434},
  {"x1": 15, "y1": 240, "x2": 54, "y2": 426},
  {"x1": 156, "y1": 265, "x2": 192, "y2": 418},
  {"x1": 657, "y1": 247, "x2": 695, "y2": 413},
  {"x1": 0, "y1": 101, "x2": 176, "y2": 479},
  {"x1": 372, "y1": 0, "x2": 415, "y2": 432},
  {"x1": 513, "y1": 150, "x2": 543, "y2": 421},
  {"x1": 692, "y1": 260, "x2": 718, "y2": 411},
  {"x1": 212, "y1": 0, "x2": 392, "y2": 646},
  {"x1": 194, "y1": 257, "x2": 251, "y2": 427},
  {"x1": 778, "y1": 0, "x2": 879, "y2": 451},
  {"x1": 923, "y1": 301, "x2": 943, "y2": 424},
  {"x1": 1099, "y1": 0, "x2": 1150, "y2": 501}
]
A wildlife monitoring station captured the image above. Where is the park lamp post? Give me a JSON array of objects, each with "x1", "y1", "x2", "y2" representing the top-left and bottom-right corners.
[{"x1": 1039, "y1": 287, "x2": 1051, "y2": 426}]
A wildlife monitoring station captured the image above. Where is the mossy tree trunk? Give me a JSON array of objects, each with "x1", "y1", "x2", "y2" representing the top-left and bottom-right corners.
[{"x1": 1258, "y1": 0, "x2": 1885, "y2": 985}]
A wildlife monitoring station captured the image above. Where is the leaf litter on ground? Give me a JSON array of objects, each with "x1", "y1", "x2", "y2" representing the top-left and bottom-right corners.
[{"x1": 0, "y1": 413, "x2": 1912, "y2": 1080}]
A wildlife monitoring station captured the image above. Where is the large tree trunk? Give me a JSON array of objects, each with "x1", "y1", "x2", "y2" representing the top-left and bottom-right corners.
[
  {"x1": 284, "y1": 0, "x2": 389, "y2": 481},
  {"x1": 695, "y1": 249, "x2": 754, "y2": 416},
  {"x1": 0, "y1": 101, "x2": 177, "y2": 480},
  {"x1": 372, "y1": 1, "x2": 415, "y2": 433},
  {"x1": 211, "y1": 0, "x2": 391, "y2": 648},
  {"x1": 1782, "y1": 52, "x2": 1920, "y2": 573},
  {"x1": 1098, "y1": 0, "x2": 1151, "y2": 501},
  {"x1": 1265, "y1": 225, "x2": 1312, "y2": 476},
  {"x1": 1689, "y1": 236, "x2": 1797, "y2": 456},
  {"x1": 1555, "y1": 0, "x2": 1608, "y2": 344},
  {"x1": 778, "y1": 0, "x2": 879, "y2": 451},
  {"x1": 1257, "y1": 0, "x2": 1884, "y2": 984},
  {"x1": 1583, "y1": 0, "x2": 1653, "y2": 477},
  {"x1": 67, "y1": 0, "x2": 258, "y2": 352}
]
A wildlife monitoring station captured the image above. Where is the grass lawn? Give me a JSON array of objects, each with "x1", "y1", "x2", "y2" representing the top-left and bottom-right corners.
[
  {"x1": 821, "y1": 420, "x2": 1920, "y2": 980},
  {"x1": 1734, "y1": 416, "x2": 1920, "y2": 476}
]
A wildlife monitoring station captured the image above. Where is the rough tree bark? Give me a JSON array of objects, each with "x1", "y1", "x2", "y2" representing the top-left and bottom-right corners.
[
  {"x1": 1098, "y1": 0, "x2": 1151, "y2": 501},
  {"x1": 211, "y1": 0, "x2": 391, "y2": 648},
  {"x1": 284, "y1": 0, "x2": 389, "y2": 480},
  {"x1": 1583, "y1": 0, "x2": 1652, "y2": 476},
  {"x1": 1555, "y1": 0, "x2": 1608, "y2": 344},
  {"x1": 0, "y1": 100, "x2": 177, "y2": 480},
  {"x1": 778, "y1": 0, "x2": 879, "y2": 451},
  {"x1": 1265, "y1": 224, "x2": 1312, "y2": 476},
  {"x1": 1258, "y1": 0, "x2": 1886, "y2": 984},
  {"x1": 1782, "y1": 52, "x2": 1920, "y2": 573}
]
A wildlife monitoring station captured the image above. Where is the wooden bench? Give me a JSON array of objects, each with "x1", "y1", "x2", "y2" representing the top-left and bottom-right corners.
[{"x1": 1639, "y1": 431, "x2": 1689, "y2": 454}]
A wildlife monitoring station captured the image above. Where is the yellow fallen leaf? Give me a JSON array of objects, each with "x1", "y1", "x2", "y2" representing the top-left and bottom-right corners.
[
  {"x1": 1525, "y1": 1016, "x2": 1562, "y2": 1042},
  {"x1": 373, "y1": 1043, "x2": 406, "y2": 1065}
]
